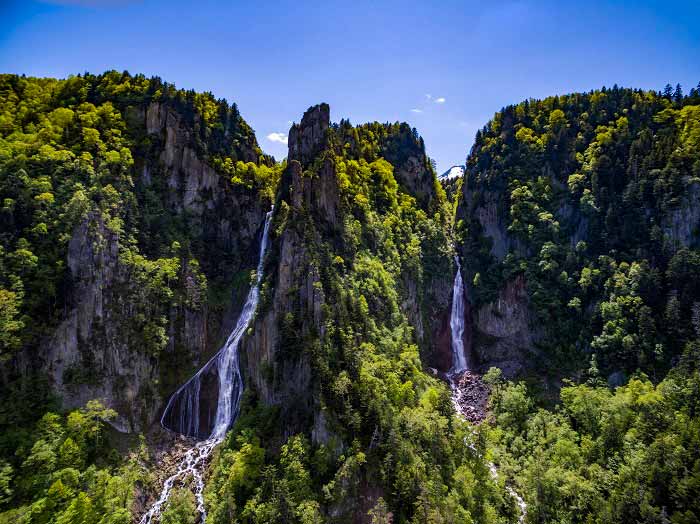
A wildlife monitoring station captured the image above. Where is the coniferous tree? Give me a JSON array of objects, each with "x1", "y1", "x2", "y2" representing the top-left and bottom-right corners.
[{"x1": 673, "y1": 83, "x2": 683, "y2": 103}]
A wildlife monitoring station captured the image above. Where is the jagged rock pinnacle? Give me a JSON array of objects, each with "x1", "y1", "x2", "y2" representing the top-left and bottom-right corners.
[{"x1": 288, "y1": 103, "x2": 330, "y2": 166}]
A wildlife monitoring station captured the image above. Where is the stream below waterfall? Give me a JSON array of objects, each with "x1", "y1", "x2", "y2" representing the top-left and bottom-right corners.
[
  {"x1": 140, "y1": 208, "x2": 273, "y2": 524},
  {"x1": 448, "y1": 256, "x2": 527, "y2": 524}
]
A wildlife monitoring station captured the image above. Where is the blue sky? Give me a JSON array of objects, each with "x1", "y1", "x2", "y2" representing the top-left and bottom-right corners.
[{"x1": 1, "y1": 0, "x2": 698, "y2": 173}]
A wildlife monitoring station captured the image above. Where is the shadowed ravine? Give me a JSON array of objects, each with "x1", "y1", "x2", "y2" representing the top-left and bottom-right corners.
[{"x1": 140, "y1": 207, "x2": 273, "y2": 524}]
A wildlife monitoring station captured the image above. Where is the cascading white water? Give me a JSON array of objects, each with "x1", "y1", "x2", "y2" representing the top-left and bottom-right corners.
[
  {"x1": 450, "y1": 256, "x2": 468, "y2": 374},
  {"x1": 449, "y1": 255, "x2": 526, "y2": 523},
  {"x1": 140, "y1": 207, "x2": 273, "y2": 524}
]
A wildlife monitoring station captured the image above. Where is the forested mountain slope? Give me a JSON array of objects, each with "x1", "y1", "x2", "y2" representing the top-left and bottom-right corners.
[
  {"x1": 208, "y1": 104, "x2": 516, "y2": 522},
  {"x1": 456, "y1": 85, "x2": 700, "y2": 522},
  {"x1": 0, "y1": 71, "x2": 281, "y2": 433},
  {"x1": 457, "y1": 85, "x2": 700, "y2": 383}
]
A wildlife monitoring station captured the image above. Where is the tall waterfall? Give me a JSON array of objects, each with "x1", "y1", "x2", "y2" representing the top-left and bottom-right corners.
[
  {"x1": 449, "y1": 256, "x2": 526, "y2": 523},
  {"x1": 450, "y1": 256, "x2": 468, "y2": 373},
  {"x1": 141, "y1": 207, "x2": 273, "y2": 524}
]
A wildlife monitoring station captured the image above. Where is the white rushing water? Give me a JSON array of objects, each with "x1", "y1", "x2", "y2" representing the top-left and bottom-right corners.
[
  {"x1": 450, "y1": 256, "x2": 468, "y2": 373},
  {"x1": 140, "y1": 207, "x2": 273, "y2": 524},
  {"x1": 449, "y1": 256, "x2": 526, "y2": 524}
]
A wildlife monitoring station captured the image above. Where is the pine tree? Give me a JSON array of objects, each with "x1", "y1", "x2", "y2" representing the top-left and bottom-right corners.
[{"x1": 673, "y1": 83, "x2": 683, "y2": 103}]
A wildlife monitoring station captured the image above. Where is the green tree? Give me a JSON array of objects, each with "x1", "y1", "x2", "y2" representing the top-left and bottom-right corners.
[{"x1": 161, "y1": 489, "x2": 197, "y2": 524}]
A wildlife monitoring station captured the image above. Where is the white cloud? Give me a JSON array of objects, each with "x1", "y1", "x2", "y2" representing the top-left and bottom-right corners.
[
  {"x1": 266, "y1": 132, "x2": 288, "y2": 144},
  {"x1": 410, "y1": 108, "x2": 423, "y2": 113},
  {"x1": 425, "y1": 94, "x2": 432, "y2": 100},
  {"x1": 434, "y1": 97, "x2": 446, "y2": 104}
]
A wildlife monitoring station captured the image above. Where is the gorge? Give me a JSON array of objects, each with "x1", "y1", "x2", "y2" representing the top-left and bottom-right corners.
[
  {"x1": 449, "y1": 256, "x2": 468, "y2": 375},
  {"x1": 1, "y1": 72, "x2": 700, "y2": 524}
]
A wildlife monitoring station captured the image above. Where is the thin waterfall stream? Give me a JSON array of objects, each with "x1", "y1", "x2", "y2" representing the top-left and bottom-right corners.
[
  {"x1": 449, "y1": 256, "x2": 468, "y2": 375},
  {"x1": 140, "y1": 207, "x2": 273, "y2": 524},
  {"x1": 449, "y1": 256, "x2": 526, "y2": 524}
]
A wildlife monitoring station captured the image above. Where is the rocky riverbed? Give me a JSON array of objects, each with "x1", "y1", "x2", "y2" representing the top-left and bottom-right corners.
[{"x1": 449, "y1": 370, "x2": 490, "y2": 423}]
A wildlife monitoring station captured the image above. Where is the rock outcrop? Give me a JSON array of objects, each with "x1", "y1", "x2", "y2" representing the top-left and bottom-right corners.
[
  {"x1": 661, "y1": 180, "x2": 700, "y2": 248},
  {"x1": 419, "y1": 269, "x2": 456, "y2": 373},
  {"x1": 457, "y1": 172, "x2": 700, "y2": 379},
  {"x1": 41, "y1": 212, "x2": 157, "y2": 432},
  {"x1": 451, "y1": 370, "x2": 489, "y2": 423},
  {"x1": 241, "y1": 105, "x2": 335, "y2": 439},
  {"x1": 472, "y1": 274, "x2": 537, "y2": 377},
  {"x1": 382, "y1": 129, "x2": 438, "y2": 212},
  {"x1": 141, "y1": 101, "x2": 267, "y2": 259},
  {"x1": 288, "y1": 103, "x2": 331, "y2": 167}
]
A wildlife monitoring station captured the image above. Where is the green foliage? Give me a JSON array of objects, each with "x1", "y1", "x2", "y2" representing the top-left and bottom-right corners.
[
  {"x1": 459, "y1": 85, "x2": 700, "y2": 376},
  {"x1": 488, "y1": 349, "x2": 700, "y2": 523},
  {"x1": 0, "y1": 71, "x2": 282, "y2": 522},
  {"x1": 161, "y1": 489, "x2": 197, "y2": 524},
  {"x1": 0, "y1": 400, "x2": 149, "y2": 523},
  {"x1": 458, "y1": 85, "x2": 700, "y2": 521},
  {"x1": 0, "y1": 287, "x2": 23, "y2": 360},
  {"x1": 206, "y1": 115, "x2": 513, "y2": 523},
  {"x1": 213, "y1": 159, "x2": 284, "y2": 201},
  {"x1": 0, "y1": 71, "x2": 273, "y2": 363}
]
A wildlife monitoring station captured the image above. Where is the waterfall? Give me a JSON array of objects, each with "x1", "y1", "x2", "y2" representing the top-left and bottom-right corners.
[
  {"x1": 450, "y1": 256, "x2": 468, "y2": 373},
  {"x1": 140, "y1": 207, "x2": 273, "y2": 524},
  {"x1": 449, "y1": 255, "x2": 526, "y2": 523}
]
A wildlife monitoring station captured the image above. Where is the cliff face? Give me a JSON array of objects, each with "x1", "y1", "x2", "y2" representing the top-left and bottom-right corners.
[
  {"x1": 31, "y1": 100, "x2": 270, "y2": 431},
  {"x1": 141, "y1": 101, "x2": 267, "y2": 258},
  {"x1": 40, "y1": 211, "x2": 205, "y2": 431},
  {"x1": 241, "y1": 106, "x2": 455, "y2": 426},
  {"x1": 456, "y1": 179, "x2": 537, "y2": 377},
  {"x1": 471, "y1": 274, "x2": 538, "y2": 377},
  {"x1": 417, "y1": 265, "x2": 455, "y2": 373},
  {"x1": 661, "y1": 180, "x2": 700, "y2": 248},
  {"x1": 458, "y1": 171, "x2": 700, "y2": 378},
  {"x1": 241, "y1": 105, "x2": 334, "y2": 438}
]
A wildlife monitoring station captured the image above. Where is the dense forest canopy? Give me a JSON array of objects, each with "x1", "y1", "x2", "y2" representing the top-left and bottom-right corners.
[
  {"x1": 456, "y1": 82, "x2": 700, "y2": 523},
  {"x1": 0, "y1": 71, "x2": 278, "y2": 361}
]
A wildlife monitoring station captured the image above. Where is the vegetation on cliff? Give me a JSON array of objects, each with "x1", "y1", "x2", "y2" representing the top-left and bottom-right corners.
[
  {"x1": 484, "y1": 339, "x2": 700, "y2": 523},
  {"x1": 203, "y1": 107, "x2": 519, "y2": 523},
  {"x1": 0, "y1": 71, "x2": 279, "y2": 519},
  {"x1": 0, "y1": 400, "x2": 148, "y2": 524},
  {"x1": 458, "y1": 84, "x2": 700, "y2": 379},
  {"x1": 459, "y1": 83, "x2": 700, "y2": 523},
  {"x1": 0, "y1": 71, "x2": 277, "y2": 363}
]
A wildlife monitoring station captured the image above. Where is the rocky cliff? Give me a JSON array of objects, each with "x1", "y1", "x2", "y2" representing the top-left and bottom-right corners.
[
  {"x1": 241, "y1": 105, "x2": 336, "y2": 440},
  {"x1": 233, "y1": 104, "x2": 459, "y2": 521},
  {"x1": 15, "y1": 95, "x2": 271, "y2": 431},
  {"x1": 241, "y1": 105, "x2": 457, "y2": 415},
  {"x1": 456, "y1": 179, "x2": 537, "y2": 378}
]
